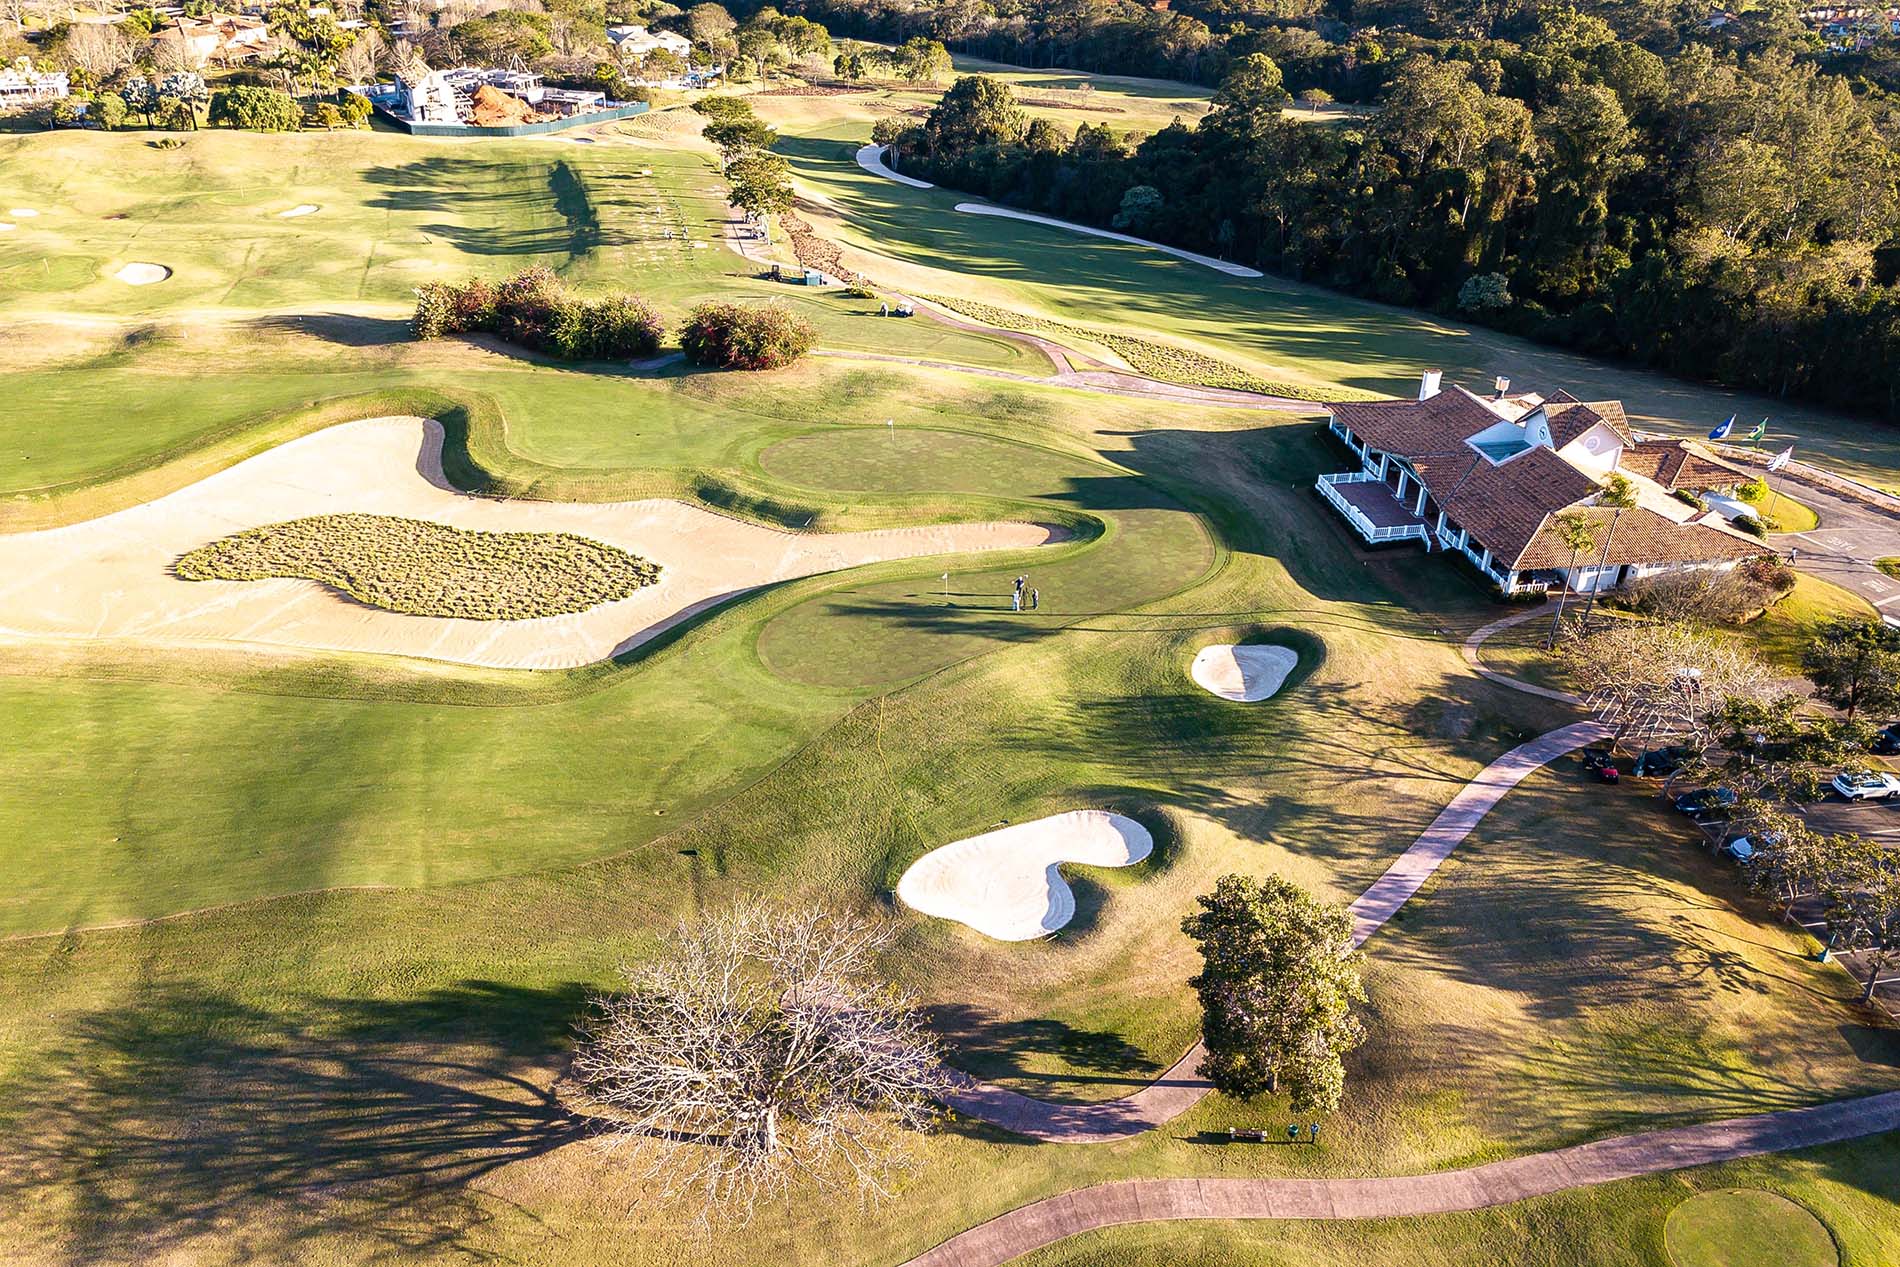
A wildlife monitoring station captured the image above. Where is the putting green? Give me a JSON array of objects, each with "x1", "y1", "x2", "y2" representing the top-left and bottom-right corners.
[{"x1": 1664, "y1": 1189, "x2": 1836, "y2": 1267}]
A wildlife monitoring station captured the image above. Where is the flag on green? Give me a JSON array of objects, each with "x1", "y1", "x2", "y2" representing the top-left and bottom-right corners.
[{"x1": 1748, "y1": 418, "x2": 1767, "y2": 442}]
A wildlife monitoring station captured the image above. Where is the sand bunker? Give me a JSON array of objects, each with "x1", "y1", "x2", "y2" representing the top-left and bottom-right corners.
[
  {"x1": 113, "y1": 262, "x2": 171, "y2": 286},
  {"x1": 953, "y1": 203, "x2": 1264, "y2": 278},
  {"x1": 1190, "y1": 644, "x2": 1298, "y2": 702},
  {"x1": 0, "y1": 223, "x2": 13, "y2": 233},
  {"x1": 0, "y1": 417, "x2": 1058, "y2": 670},
  {"x1": 278, "y1": 204, "x2": 320, "y2": 218},
  {"x1": 8, "y1": 208, "x2": 38, "y2": 217},
  {"x1": 855, "y1": 143, "x2": 935, "y2": 190},
  {"x1": 896, "y1": 811, "x2": 1154, "y2": 941}
]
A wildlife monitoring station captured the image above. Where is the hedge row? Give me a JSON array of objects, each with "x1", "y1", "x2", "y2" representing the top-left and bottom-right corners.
[{"x1": 413, "y1": 268, "x2": 665, "y2": 362}]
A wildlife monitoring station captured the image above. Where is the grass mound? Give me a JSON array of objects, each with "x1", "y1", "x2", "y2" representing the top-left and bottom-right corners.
[
  {"x1": 1663, "y1": 1189, "x2": 1836, "y2": 1267},
  {"x1": 918, "y1": 293, "x2": 1379, "y2": 402},
  {"x1": 176, "y1": 513, "x2": 660, "y2": 620}
]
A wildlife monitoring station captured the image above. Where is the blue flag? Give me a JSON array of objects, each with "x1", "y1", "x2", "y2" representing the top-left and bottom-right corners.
[{"x1": 1708, "y1": 415, "x2": 1735, "y2": 440}]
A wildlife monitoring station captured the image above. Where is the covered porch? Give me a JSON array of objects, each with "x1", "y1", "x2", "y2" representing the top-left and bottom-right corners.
[{"x1": 1316, "y1": 472, "x2": 1430, "y2": 544}]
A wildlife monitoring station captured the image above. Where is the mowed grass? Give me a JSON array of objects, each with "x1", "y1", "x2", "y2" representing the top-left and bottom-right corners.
[
  {"x1": 755, "y1": 95, "x2": 1900, "y2": 490},
  {"x1": 5, "y1": 122, "x2": 1900, "y2": 1267}
]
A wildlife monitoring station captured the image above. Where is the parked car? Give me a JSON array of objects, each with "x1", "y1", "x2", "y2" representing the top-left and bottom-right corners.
[
  {"x1": 1634, "y1": 746, "x2": 1690, "y2": 778},
  {"x1": 1674, "y1": 786, "x2": 1739, "y2": 817},
  {"x1": 1721, "y1": 830, "x2": 1779, "y2": 863},
  {"x1": 1833, "y1": 770, "x2": 1900, "y2": 801},
  {"x1": 1873, "y1": 724, "x2": 1900, "y2": 756},
  {"x1": 1580, "y1": 749, "x2": 1620, "y2": 782}
]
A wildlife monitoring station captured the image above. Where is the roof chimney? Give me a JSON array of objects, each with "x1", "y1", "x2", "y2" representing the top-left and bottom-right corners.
[
  {"x1": 1418, "y1": 370, "x2": 1442, "y2": 402},
  {"x1": 1494, "y1": 375, "x2": 1510, "y2": 399}
]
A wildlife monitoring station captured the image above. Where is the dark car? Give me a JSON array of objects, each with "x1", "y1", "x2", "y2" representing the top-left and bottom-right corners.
[
  {"x1": 1580, "y1": 749, "x2": 1620, "y2": 782},
  {"x1": 1874, "y1": 724, "x2": 1900, "y2": 756},
  {"x1": 1634, "y1": 746, "x2": 1690, "y2": 778},
  {"x1": 1674, "y1": 786, "x2": 1739, "y2": 818}
]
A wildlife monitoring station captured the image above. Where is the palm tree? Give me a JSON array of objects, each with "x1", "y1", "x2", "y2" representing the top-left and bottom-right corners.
[
  {"x1": 1576, "y1": 474, "x2": 1638, "y2": 632},
  {"x1": 1544, "y1": 509, "x2": 1596, "y2": 647}
]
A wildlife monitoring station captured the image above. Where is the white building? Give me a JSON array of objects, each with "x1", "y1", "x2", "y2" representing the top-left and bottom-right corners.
[
  {"x1": 607, "y1": 24, "x2": 694, "y2": 59},
  {"x1": 0, "y1": 68, "x2": 70, "y2": 108},
  {"x1": 1316, "y1": 375, "x2": 1764, "y2": 596}
]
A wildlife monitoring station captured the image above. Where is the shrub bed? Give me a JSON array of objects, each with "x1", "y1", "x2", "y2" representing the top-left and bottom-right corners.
[
  {"x1": 916, "y1": 294, "x2": 1377, "y2": 402},
  {"x1": 412, "y1": 268, "x2": 663, "y2": 361},
  {"x1": 176, "y1": 513, "x2": 661, "y2": 620},
  {"x1": 678, "y1": 302, "x2": 815, "y2": 370}
]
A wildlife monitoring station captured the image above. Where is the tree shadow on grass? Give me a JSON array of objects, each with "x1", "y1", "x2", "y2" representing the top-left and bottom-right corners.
[
  {"x1": 1, "y1": 981, "x2": 593, "y2": 1264},
  {"x1": 246, "y1": 312, "x2": 413, "y2": 348},
  {"x1": 926, "y1": 1003, "x2": 1162, "y2": 1100}
]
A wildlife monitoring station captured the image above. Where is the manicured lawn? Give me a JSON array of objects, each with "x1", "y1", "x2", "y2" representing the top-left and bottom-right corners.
[
  {"x1": 757, "y1": 105, "x2": 1900, "y2": 492},
  {"x1": 6, "y1": 121, "x2": 1900, "y2": 1267}
]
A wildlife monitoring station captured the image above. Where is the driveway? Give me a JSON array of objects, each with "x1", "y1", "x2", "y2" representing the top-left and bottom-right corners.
[{"x1": 1773, "y1": 475, "x2": 1900, "y2": 614}]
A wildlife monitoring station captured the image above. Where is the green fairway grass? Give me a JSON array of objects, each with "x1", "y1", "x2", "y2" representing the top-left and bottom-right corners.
[
  {"x1": 1664, "y1": 1189, "x2": 1837, "y2": 1267},
  {"x1": 6, "y1": 114, "x2": 1900, "y2": 1267},
  {"x1": 757, "y1": 111, "x2": 1900, "y2": 491}
]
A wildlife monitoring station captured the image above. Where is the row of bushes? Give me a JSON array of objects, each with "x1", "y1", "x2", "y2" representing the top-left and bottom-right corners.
[
  {"x1": 412, "y1": 270, "x2": 816, "y2": 370},
  {"x1": 38, "y1": 84, "x2": 369, "y2": 133}
]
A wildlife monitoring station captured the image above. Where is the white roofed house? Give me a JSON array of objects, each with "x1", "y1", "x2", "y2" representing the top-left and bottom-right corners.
[
  {"x1": 607, "y1": 24, "x2": 694, "y2": 58},
  {"x1": 1315, "y1": 373, "x2": 1764, "y2": 597},
  {"x1": 0, "y1": 67, "x2": 70, "y2": 107}
]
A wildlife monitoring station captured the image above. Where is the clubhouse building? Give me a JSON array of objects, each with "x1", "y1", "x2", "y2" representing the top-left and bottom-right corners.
[{"x1": 1317, "y1": 373, "x2": 1766, "y2": 596}]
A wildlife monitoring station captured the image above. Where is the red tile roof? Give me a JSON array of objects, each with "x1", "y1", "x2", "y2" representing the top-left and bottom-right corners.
[
  {"x1": 1513, "y1": 505, "x2": 1767, "y2": 569},
  {"x1": 1617, "y1": 439, "x2": 1750, "y2": 491}
]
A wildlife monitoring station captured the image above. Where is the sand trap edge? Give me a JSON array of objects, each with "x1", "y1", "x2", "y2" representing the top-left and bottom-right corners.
[
  {"x1": 1190, "y1": 643, "x2": 1298, "y2": 702},
  {"x1": 114, "y1": 262, "x2": 172, "y2": 286},
  {"x1": 895, "y1": 810, "x2": 1154, "y2": 941}
]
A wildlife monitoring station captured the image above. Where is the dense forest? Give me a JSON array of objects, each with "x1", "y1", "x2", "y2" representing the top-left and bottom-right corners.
[{"x1": 841, "y1": 0, "x2": 1900, "y2": 419}]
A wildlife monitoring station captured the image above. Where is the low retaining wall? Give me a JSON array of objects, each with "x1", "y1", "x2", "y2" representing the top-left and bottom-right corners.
[{"x1": 376, "y1": 102, "x2": 648, "y2": 137}]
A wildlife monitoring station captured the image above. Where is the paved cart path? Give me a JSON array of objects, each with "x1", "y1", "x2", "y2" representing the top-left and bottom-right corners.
[
  {"x1": 899, "y1": 1090, "x2": 1900, "y2": 1266},
  {"x1": 942, "y1": 721, "x2": 1609, "y2": 1142}
]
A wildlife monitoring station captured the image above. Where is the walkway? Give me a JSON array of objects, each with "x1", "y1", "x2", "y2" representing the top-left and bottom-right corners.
[
  {"x1": 1460, "y1": 605, "x2": 1585, "y2": 705},
  {"x1": 942, "y1": 721, "x2": 1608, "y2": 1142},
  {"x1": 900, "y1": 1090, "x2": 1900, "y2": 1267}
]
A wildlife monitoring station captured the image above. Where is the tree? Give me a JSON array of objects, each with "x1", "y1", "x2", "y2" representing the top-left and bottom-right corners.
[
  {"x1": 157, "y1": 71, "x2": 206, "y2": 129},
  {"x1": 1803, "y1": 619, "x2": 1900, "y2": 722},
  {"x1": 1562, "y1": 620, "x2": 1776, "y2": 753},
  {"x1": 1297, "y1": 87, "x2": 1332, "y2": 114},
  {"x1": 1111, "y1": 184, "x2": 1163, "y2": 234},
  {"x1": 1742, "y1": 801, "x2": 1851, "y2": 920},
  {"x1": 207, "y1": 84, "x2": 303, "y2": 131},
  {"x1": 341, "y1": 92, "x2": 373, "y2": 127},
  {"x1": 1823, "y1": 842, "x2": 1900, "y2": 1002},
  {"x1": 120, "y1": 78, "x2": 159, "y2": 127},
  {"x1": 1180, "y1": 874, "x2": 1366, "y2": 1113},
  {"x1": 921, "y1": 75, "x2": 1026, "y2": 155},
  {"x1": 567, "y1": 903, "x2": 946, "y2": 1221},
  {"x1": 704, "y1": 114, "x2": 775, "y2": 160},
  {"x1": 1544, "y1": 509, "x2": 1595, "y2": 647},
  {"x1": 1457, "y1": 272, "x2": 1512, "y2": 313},
  {"x1": 896, "y1": 36, "x2": 950, "y2": 82},
  {"x1": 685, "y1": 1, "x2": 734, "y2": 50},
  {"x1": 53, "y1": 21, "x2": 135, "y2": 82},
  {"x1": 1575, "y1": 474, "x2": 1638, "y2": 630},
  {"x1": 725, "y1": 151, "x2": 792, "y2": 218}
]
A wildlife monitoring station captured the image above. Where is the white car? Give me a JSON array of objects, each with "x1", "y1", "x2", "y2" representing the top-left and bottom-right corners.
[{"x1": 1833, "y1": 770, "x2": 1900, "y2": 801}]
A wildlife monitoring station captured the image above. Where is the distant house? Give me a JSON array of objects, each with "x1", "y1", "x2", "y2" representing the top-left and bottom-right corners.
[
  {"x1": 1316, "y1": 373, "x2": 1764, "y2": 596},
  {"x1": 163, "y1": 13, "x2": 272, "y2": 65},
  {"x1": 395, "y1": 67, "x2": 461, "y2": 124},
  {"x1": 608, "y1": 24, "x2": 694, "y2": 59},
  {"x1": 0, "y1": 67, "x2": 70, "y2": 107},
  {"x1": 365, "y1": 64, "x2": 609, "y2": 127}
]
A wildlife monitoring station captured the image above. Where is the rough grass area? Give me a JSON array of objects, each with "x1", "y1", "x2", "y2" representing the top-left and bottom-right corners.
[
  {"x1": 175, "y1": 513, "x2": 660, "y2": 620},
  {"x1": 1878, "y1": 557, "x2": 1900, "y2": 580},
  {"x1": 918, "y1": 293, "x2": 1380, "y2": 402}
]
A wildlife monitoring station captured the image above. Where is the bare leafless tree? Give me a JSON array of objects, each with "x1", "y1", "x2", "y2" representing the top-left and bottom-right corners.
[
  {"x1": 54, "y1": 20, "x2": 135, "y2": 80},
  {"x1": 336, "y1": 24, "x2": 385, "y2": 84},
  {"x1": 1562, "y1": 619, "x2": 1778, "y2": 753},
  {"x1": 566, "y1": 903, "x2": 949, "y2": 1224}
]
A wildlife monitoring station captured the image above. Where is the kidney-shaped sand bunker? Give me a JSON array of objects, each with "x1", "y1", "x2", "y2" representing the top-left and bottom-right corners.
[{"x1": 896, "y1": 810, "x2": 1154, "y2": 941}]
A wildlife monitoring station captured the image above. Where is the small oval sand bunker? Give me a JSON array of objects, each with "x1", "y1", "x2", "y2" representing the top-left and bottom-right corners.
[
  {"x1": 897, "y1": 810, "x2": 1154, "y2": 941},
  {"x1": 114, "y1": 262, "x2": 172, "y2": 286},
  {"x1": 177, "y1": 512, "x2": 660, "y2": 620},
  {"x1": 278, "y1": 204, "x2": 321, "y2": 218},
  {"x1": 1191, "y1": 643, "x2": 1298, "y2": 702}
]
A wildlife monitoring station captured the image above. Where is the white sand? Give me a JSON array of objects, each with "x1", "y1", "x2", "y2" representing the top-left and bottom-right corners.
[
  {"x1": 855, "y1": 143, "x2": 935, "y2": 190},
  {"x1": 0, "y1": 223, "x2": 13, "y2": 233},
  {"x1": 113, "y1": 262, "x2": 172, "y2": 285},
  {"x1": 896, "y1": 811, "x2": 1154, "y2": 941},
  {"x1": 8, "y1": 208, "x2": 38, "y2": 217},
  {"x1": 0, "y1": 417, "x2": 1059, "y2": 670},
  {"x1": 278, "y1": 204, "x2": 320, "y2": 218},
  {"x1": 953, "y1": 203, "x2": 1265, "y2": 278},
  {"x1": 1190, "y1": 644, "x2": 1298, "y2": 702}
]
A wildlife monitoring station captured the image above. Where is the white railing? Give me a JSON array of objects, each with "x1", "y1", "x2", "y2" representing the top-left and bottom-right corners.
[{"x1": 1316, "y1": 472, "x2": 1428, "y2": 543}]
